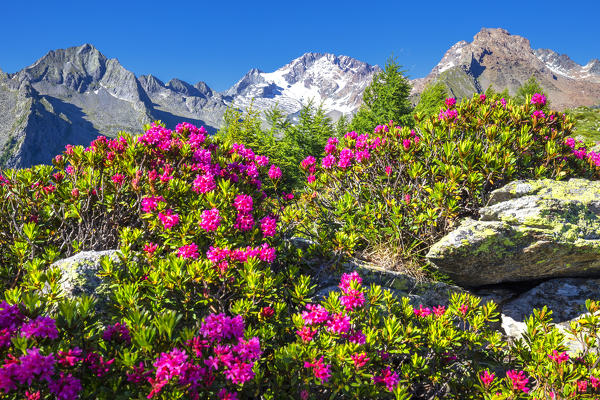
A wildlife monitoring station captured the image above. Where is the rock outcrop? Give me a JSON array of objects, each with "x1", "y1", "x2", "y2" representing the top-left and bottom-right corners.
[
  {"x1": 426, "y1": 178, "x2": 600, "y2": 286},
  {"x1": 52, "y1": 250, "x2": 119, "y2": 312}
]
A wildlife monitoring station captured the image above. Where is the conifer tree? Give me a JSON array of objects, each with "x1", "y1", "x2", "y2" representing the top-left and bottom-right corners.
[
  {"x1": 514, "y1": 76, "x2": 548, "y2": 106},
  {"x1": 414, "y1": 81, "x2": 448, "y2": 117},
  {"x1": 350, "y1": 57, "x2": 414, "y2": 132}
]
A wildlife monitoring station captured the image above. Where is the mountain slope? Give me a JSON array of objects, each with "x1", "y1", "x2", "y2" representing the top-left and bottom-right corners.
[
  {"x1": 412, "y1": 28, "x2": 600, "y2": 110},
  {"x1": 224, "y1": 53, "x2": 381, "y2": 121}
]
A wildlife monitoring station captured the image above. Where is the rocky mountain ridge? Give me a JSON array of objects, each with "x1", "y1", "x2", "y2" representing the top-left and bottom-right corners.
[
  {"x1": 412, "y1": 28, "x2": 600, "y2": 110},
  {"x1": 0, "y1": 45, "x2": 377, "y2": 168},
  {"x1": 1, "y1": 30, "x2": 599, "y2": 169}
]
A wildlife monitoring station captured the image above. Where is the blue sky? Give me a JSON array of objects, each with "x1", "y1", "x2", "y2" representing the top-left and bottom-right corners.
[{"x1": 1, "y1": 0, "x2": 598, "y2": 92}]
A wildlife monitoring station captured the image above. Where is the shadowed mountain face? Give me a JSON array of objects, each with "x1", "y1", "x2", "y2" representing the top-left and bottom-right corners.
[
  {"x1": 411, "y1": 28, "x2": 600, "y2": 110},
  {"x1": 0, "y1": 45, "x2": 378, "y2": 168}
]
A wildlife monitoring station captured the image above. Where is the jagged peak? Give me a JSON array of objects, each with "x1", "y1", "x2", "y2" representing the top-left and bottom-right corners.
[
  {"x1": 194, "y1": 81, "x2": 213, "y2": 96},
  {"x1": 166, "y1": 78, "x2": 201, "y2": 96},
  {"x1": 472, "y1": 27, "x2": 531, "y2": 49}
]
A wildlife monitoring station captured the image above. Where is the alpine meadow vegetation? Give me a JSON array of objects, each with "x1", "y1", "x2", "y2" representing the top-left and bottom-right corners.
[{"x1": 1, "y1": 90, "x2": 600, "y2": 400}]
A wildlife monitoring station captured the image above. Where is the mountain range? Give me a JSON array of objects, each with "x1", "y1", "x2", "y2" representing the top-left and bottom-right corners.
[{"x1": 0, "y1": 28, "x2": 599, "y2": 168}]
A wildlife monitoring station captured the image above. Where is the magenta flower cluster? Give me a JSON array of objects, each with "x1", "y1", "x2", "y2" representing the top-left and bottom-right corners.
[
  {"x1": 0, "y1": 347, "x2": 82, "y2": 400},
  {"x1": 147, "y1": 313, "x2": 261, "y2": 399}
]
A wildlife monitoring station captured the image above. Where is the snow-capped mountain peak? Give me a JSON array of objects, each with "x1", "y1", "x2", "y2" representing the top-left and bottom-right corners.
[{"x1": 224, "y1": 52, "x2": 381, "y2": 120}]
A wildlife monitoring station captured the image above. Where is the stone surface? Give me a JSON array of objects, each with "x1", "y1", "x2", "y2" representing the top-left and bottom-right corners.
[
  {"x1": 427, "y1": 178, "x2": 600, "y2": 286},
  {"x1": 498, "y1": 277, "x2": 600, "y2": 354},
  {"x1": 501, "y1": 278, "x2": 600, "y2": 323},
  {"x1": 52, "y1": 250, "x2": 119, "y2": 310},
  {"x1": 316, "y1": 258, "x2": 466, "y2": 307}
]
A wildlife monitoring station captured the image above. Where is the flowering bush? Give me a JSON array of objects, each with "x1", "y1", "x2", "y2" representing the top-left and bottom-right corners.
[
  {"x1": 299, "y1": 93, "x2": 600, "y2": 263},
  {"x1": 1, "y1": 115, "x2": 600, "y2": 399}
]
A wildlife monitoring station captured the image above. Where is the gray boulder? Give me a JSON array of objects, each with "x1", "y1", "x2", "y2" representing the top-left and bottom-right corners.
[
  {"x1": 52, "y1": 250, "x2": 119, "y2": 309},
  {"x1": 498, "y1": 278, "x2": 600, "y2": 354},
  {"x1": 316, "y1": 258, "x2": 465, "y2": 307},
  {"x1": 426, "y1": 178, "x2": 600, "y2": 286}
]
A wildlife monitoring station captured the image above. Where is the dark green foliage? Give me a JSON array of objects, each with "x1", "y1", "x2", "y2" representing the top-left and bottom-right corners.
[
  {"x1": 484, "y1": 85, "x2": 510, "y2": 100},
  {"x1": 514, "y1": 76, "x2": 548, "y2": 106},
  {"x1": 218, "y1": 101, "x2": 336, "y2": 191},
  {"x1": 350, "y1": 57, "x2": 414, "y2": 132},
  {"x1": 414, "y1": 81, "x2": 448, "y2": 117}
]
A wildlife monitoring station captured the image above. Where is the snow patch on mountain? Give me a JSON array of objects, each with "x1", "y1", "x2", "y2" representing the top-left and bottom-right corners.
[{"x1": 224, "y1": 53, "x2": 380, "y2": 120}]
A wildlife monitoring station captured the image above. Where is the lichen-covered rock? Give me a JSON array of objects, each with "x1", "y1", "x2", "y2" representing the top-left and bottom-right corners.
[
  {"x1": 426, "y1": 178, "x2": 600, "y2": 286},
  {"x1": 52, "y1": 250, "x2": 119, "y2": 310}
]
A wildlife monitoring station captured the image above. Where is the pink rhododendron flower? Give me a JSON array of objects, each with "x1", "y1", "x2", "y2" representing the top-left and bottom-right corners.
[
  {"x1": 439, "y1": 109, "x2": 458, "y2": 120},
  {"x1": 177, "y1": 243, "x2": 199, "y2": 259},
  {"x1": 433, "y1": 305, "x2": 446, "y2": 317},
  {"x1": 548, "y1": 350, "x2": 569, "y2": 363},
  {"x1": 531, "y1": 93, "x2": 547, "y2": 106},
  {"x1": 532, "y1": 110, "x2": 546, "y2": 119},
  {"x1": 20, "y1": 316, "x2": 58, "y2": 340},
  {"x1": 158, "y1": 209, "x2": 179, "y2": 230},
  {"x1": 385, "y1": 165, "x2": 392, "y2": 176},
  {"x1": 296, "y1": 326, "x2": 317, "y2": 342},
  {"x1": 445, "y1": 97, "x2": 456, "y2": 108},
  {"x1": 235, "y1": 213, "x2": 254, "y2": 232},
  {"x1": 307, "y1": 175, "x2": 316, "y2": 183},
  {"x1": 347, "y1": 330, "x2": 366, "y2": 344},
  {"x1": 141, "y1": 196, "x2": 165, "y2": 213},
  {"x1": 479, "y1": 94, "x2": 486, "y2": 102},
  {"x1": 260, "y1": 216, "x2": 277, "y2": 237},
  {"x1": 321, "y1": 154, "x2": 336, "y2": 169},
  {"x1": 102, "y1": 323, "x2": 131, "y2": 344},
  {"x1": 373, "y1": 367, "x2": 399, "y2": 392},
  {"x1": 355, "y1": 149, "x2": 370, "y2": 163},
  {"x1": 339, "y1": 272, "x2": 362, "y2": 292},
  {"x1": 414, "y1": 305, "x2": 431, "y2": 317},
  {"x1": 506, "y1": 370, "x2": 529, "y2": 393},
  {"x1": 324, "y1": 137, "x2": 339, "y2": 154},
  {"x1": 351, "y1": 352, "x2": 370, "y2": 368},
  {"x1": 200, "y1": 314, "x2": 245, "y2": 342},
  {"x1": 327, "y1": 313, "x2": 351, "y2": 334},
  {"x1": 480, "y1": 370, "x2": 495, "y2": 387},
  {"x1": 255, "y1": 155, "x2": 269, "y2": 166},
  {"x1": 192, "y1": 173, "x2": 216, "y2": 194},
  {"x1": 578, "y1": 380, "x2": 588, "y2": 393},
  {"x1": 458, "y1": 304, "x2": 469, "y2": 315},
  {"x1": 48, "y1": 372, "x2": 81, "y2": 400},
  {"x1": 233, "y1": 194, "x2": 253, "y2": 213},
  {"x1": 301, "y1": 156, "x2": 316, "y2": 169},
  {"x1": 57, "y1": 348, "x2": 83, "y2": 367},
  {"x1": 144, "y1": 242, "x2": 159, "y2": 256},
  {"x1": 301, "y1": 304, "x2": 330, "y2": 325},
  {"x1": 304, "y1": 357, "x2": 331, "y2": 382},
  {"x1": 268, "y1": 165, "x2": 282, "y2": 180},
  {"x1": 200, "y1": 208, "x2": 221, "y2": 232}
]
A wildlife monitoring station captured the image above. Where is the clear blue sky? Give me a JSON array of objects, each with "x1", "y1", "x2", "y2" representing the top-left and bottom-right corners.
[{"x1": 1, "y1": 0, "x2": 598, "y2": 92}]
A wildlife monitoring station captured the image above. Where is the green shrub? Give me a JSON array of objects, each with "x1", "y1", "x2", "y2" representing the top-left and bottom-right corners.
[{"x1": 299, "y1": 93, "x2": 599, "y2": 265}]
